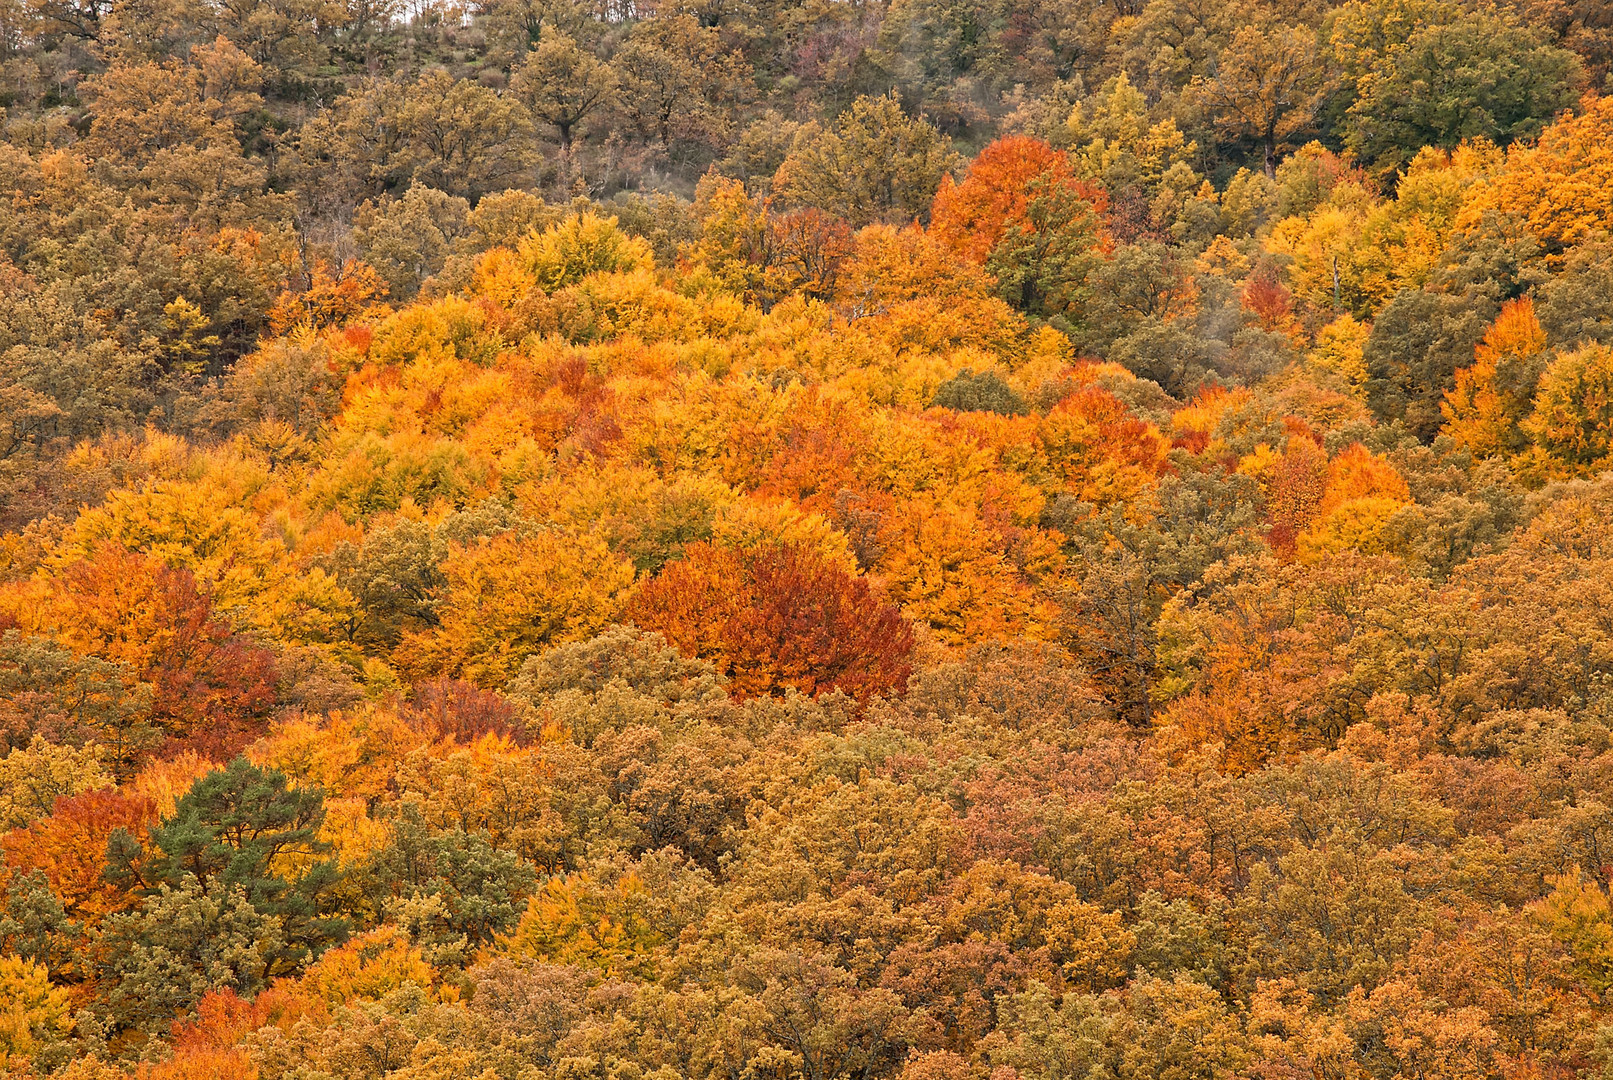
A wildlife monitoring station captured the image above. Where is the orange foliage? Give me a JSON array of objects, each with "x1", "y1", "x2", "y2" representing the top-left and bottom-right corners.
[
  {"x1": 270, "y1": 258, "x2": 389, "y2": 334},
  {"x1": 1242, "y1": 268, "x2": 1299, "y2": 339},
  {"x1": 1316, "y1": 443, "x2": 1411, "y2": 518},
  {"x1": 157, "y1": 985, "x2": 328, "y2": 1080},
  {"x1": 930, "y1": 136, "x2": 1107, "y2": 264},
  {"x1": 834, "y1": 223, "x2": 998, "y2": 311},
  {"x1": 1265, "y1": 439, "x2": 1329, "y2": 559},
  {"x1": 1038, "y1": 385, "x2": 1169, "y2": 504},
  {"x1": 2, "y1": 789, "x2": 156, "y2": 923},
  {"x1": 753, "y1": 394, "x2": 871, "y2": 513},
  {"x1": 1443, "y1": 297, "x2": 1548, "y2": 458},
  {"x1": 1172, "y1": 385, "x2": 1250, "y2": 456},
  {"x1": 629, "y1": 541, "x2": 914, "y2": 702},
  {"x1": 46, "y1": 544, "x2": 277, "y2": 756},
  {"x1": 1474, "y1": 95, "x2": 1613, "y2": 255}
]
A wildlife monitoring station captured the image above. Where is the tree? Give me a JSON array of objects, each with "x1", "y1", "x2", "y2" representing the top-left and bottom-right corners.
[
  {"x1": 96, "y1": 875, "x2": 282, "y2": 1038},
  {"x1": 44, "y1": 545, "x2": 277, "y2": 760},
  {"x1": 141, "y1": 758, "x2": 347, "y2": 974},
  {"x1": 403, "y1": 528, "x2": 635, "y2": 688},
  {"x1": 2, "y1": 789, "x2": 156, "y2": 923},
  {"x1": 0, "y1": 738, "x2": 112, "y2": 829},
  {"x1": 363, "y1": 804, "x2": 536, "y2": 961},
  {"x1": 1476, "y1": 94, "x2": 1613, "y2": 255},
  {"x1": 0, "y1": 630, "x2": 153, "y2": 761},
  {"x1": 397, "y1": 70, "x2": 534, "y2": 200},
  {"x1": 1538, "y1": 240, "x2": 1613, "y2": 348},
  {"x1": 1365, "y1": 287, "x2": 1497, "y2": 440},
  {"x1": 629, "y1": 541, "x2": 914, "y2": 702},
  {"x1": 1442, "y1": 297, "x2": 1549, "y2": 458},
  {"x1": 518, "y1": 212, "x2": 653, "y2": 291},
  {"x1": 1191, "y1": 24, "x2": 1326, "y2": 177},
  {"x1": 1521, "y1": 342, "x2": 1613, "y2": 476},
  {"x1": 350, "y1": 185, "x2": 470, "y2": 302},
  {"x1": 1344, "y1": 12, "x2": 1581, "y2": 172},
  {"x1": 510, "y1": 29, "x2": 618, "y2": 159},
  {"x1": 267, "y1": 259, "x2": 389, "y2": 334},
  {"x1": 616, "y1": 13, "x2": 743, "y2": 153},
  {"x1": 929, "y1": 136, "x2": 1107, "y2": 320},
  {"x1": 775, "y1": 92, "x2": 961, "y2": 227},
  {"x1": 0, "y1": 954, "x2": 71, "y2": 1064},
  {"x1": 930, "y1": 369, "x2": 1027, "y2": 416}
]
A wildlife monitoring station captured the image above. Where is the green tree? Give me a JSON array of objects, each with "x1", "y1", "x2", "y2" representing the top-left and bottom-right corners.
[
  {"x1": 774, "y1": 92, "x2": 961, "y2": 226},
  {"x1": 140, "y1": 758, "x2": 347, "y2": 972},
  {"x1": 1190, "y1": 24, "x2": 1326, "y2": 176},
  {"x1": 930, "y1": 369, "x2": 1027, "y2": 415},
  {"x1": 351, "y1": 184, "x2": 471, "y2": 301},
  {"x1": 97, "y1": 874, "x2": 282, "y2": 1036},
  {"x1": 1344, "y1": 13, "x2": 1581, "y2": 171},
  {"x1": 510, "y1": 28, "x2": 619, "y2": 159},
  {"x1": 1365, "y1": 287, "x2": 1497, "y2": 440},
  {"x1": 398, "y1": 69, "x2": 535, "y2": 199}
]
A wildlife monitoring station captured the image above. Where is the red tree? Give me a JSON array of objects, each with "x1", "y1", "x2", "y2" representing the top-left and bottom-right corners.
[
  {"x1": 629, "y1": 541, "x2": 914, "y2": 702},
  {"x1": 2, "y1": 788, "x2": 157, "y2": 923}
]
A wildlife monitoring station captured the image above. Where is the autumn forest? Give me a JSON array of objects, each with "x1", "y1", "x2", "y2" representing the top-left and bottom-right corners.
[{"x1": 2, "y1": 0, "x2": 1613, "y2": 1075}]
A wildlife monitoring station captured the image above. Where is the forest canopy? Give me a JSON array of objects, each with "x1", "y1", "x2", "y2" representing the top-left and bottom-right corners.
[{"x1": 3, "y1": 0, "x2": 1613, "y2": 1077}]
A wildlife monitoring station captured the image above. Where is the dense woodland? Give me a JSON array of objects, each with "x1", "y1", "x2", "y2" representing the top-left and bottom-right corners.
[{"x1": 3, "y1": 0, "x2": 1613, "y2": 1076}]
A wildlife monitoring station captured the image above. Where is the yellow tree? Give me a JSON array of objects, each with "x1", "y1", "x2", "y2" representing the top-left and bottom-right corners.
[
  {"x1": 400, "y1": 529, "x2": 635, "y2": 687},
  {"x1": 1520, "y1": 341, "x2": 1613, "y2": 477}
]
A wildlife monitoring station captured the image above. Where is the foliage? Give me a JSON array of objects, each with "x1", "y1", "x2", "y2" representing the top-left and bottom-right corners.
[
  {"x1": 630, "y1": 541, "x2": 914, "y2": 702},
  {"x1": 3, "y1": 8, "x2": 1613, "y2": 1076}
]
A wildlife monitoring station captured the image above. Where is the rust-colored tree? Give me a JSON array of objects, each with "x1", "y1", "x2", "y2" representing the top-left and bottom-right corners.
[
  {"x1": 629, "y1": 541, "x2": 914, "y2": 702},
  {"x1": 51, "y1": 545, "x2": 277, "y2": 761},
  {"x1": 1, "y1": 788, "x2": 156, "y2": 925}
]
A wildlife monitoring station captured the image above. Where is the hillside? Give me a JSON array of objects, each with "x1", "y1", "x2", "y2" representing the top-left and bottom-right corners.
[{"x1": 5, "y1": 1, "x2": 1613, "y2": 1076}]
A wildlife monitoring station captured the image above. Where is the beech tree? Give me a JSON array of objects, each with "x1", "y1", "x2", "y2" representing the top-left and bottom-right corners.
[{"x1": 630, "y1": 541, "x2": 914, "y2": 702}]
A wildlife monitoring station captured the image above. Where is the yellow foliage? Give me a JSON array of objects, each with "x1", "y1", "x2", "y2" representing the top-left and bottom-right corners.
[
  {"x1": 1309, "y1": 314, "x2": 1370, "y2": 388},
  {"x1": 507, "y1": 872, "x2": 660, "y2": 977},
  {"x1": 300, "y1": 926, "x2": 434, "y2": 1004},
  {"x1": 1269, "y1": 144, "x2": 1498, "y2": 317},
  {"x1": 58, "y1": 481, "x2": 286, "y2": 612},
  {"x1": 370, "y1": 294, "x2": 504, "y2": 368},
  {"x1": 1045, "y1": 898, "x2": 1136, "y2": 991},
  {"x1": 1235, "y1": 443, "x2": 1284, "y2": 485},
  {"x1": 0, "y1": 955, "x2": 70, "y2": 1062},
  {"x1": 710, "y1": 498, "x2": 858, "y2": 574},
  {"x1": 128, "y1": 751, "x2": 216, "y2": 818},
  {"x1": 566, "y1": 267, "x2": 699, "y2": 343},
  {"x1": 1521, "y1": 342, "x2": 1613, "y2": 476},
  {"x1": 0, "y1": 738, "x2": 112, "y2": 830},
  {"x1": 471, "y1": 246, "x2": 538, "y2": 307},
  {"x1": 1296, "y1": 444, "x2": 1411, "y2": 560},
  {"x1": 1173, "y1": 385, "x2": 1252, "y2": 456},
  {"x1": 1530, "y1": 869, "x2": 1613, "y2": 997},
  {"x1": 400, "y1": 529, "x2": 635, "y2": 687},
  {"x1": 517, "y1": 212, "x2": 653, "y2": 291},
  {"x1": 252, "y1": 707, "x2": 429, "y2": 803},
  {"x1": 394, "y1": 736, "x2": 552, "y2": 857},
  {"x1": 1295, "y1": 495, "x2": 1408, "y2": 561}
]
